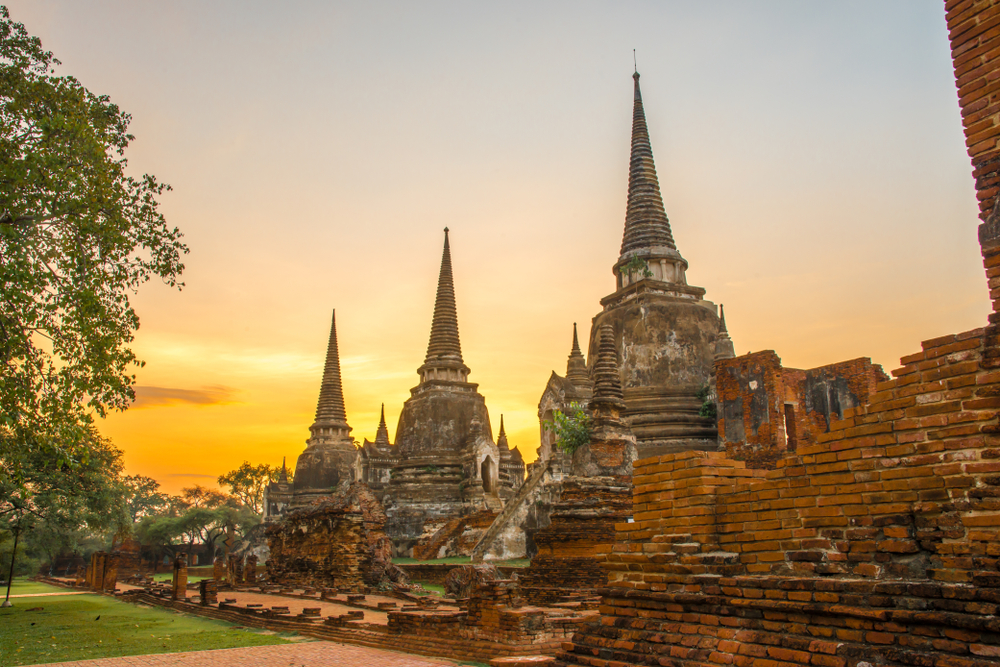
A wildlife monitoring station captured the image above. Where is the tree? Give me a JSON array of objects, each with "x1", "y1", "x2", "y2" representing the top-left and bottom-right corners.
[
  {"x1": 0, "y1": 427, "x2": 128, "y2": 578},
  {"x1": 0, "y1": 6, "x2": 187, "y2": 488},
  {"x1": 217, "y1": 461, "x2": 288, "y2": 514},
  {"x1": 175, "y1": 485, "x2": 232, "y2": 510},
  {"x1": 544, "y1": 402, "x2": 592, "y2": 454},
  {"x1": 122, "y1": 474, "x2": 168, "y2": 523},
  {"x1": 135, "y1": 502, "x2": 257, "y2": 562}
]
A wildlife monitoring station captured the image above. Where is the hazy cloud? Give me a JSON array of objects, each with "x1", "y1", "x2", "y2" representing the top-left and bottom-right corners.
[{"x1": 132, "y1": 385, "x2": 239, "y2": 409}]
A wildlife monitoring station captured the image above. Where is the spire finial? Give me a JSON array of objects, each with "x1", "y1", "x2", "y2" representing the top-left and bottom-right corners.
[
  {"x1": 313, "y1": 309, "x2": 350, "y2": 430},
  {"x1": 419, "y1": 229, "x2": 469, "y2": 381},
  {"x1": 633, "y1": 49, "x2": 637, "y2": 74},
  {"x1": 279, "y1": 456, "x2": 288, "y2": 482},
  {"x1": 496, "y1": 413, "x2": 510, "y2": 454},
  {"x1": 714, "y1": 304, "x2": 736, "y2": 362},
  {"x1": 621, "y1": 69, "x2": 676, "y2": 257}
]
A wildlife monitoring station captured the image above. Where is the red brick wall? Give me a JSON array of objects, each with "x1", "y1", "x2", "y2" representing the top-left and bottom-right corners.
[
  {"x1": 556, "y1": 325, "x2": 1000, "y2": 666},
  {"x1": 947, "y1": 0, "x2": 1000, "y2": 220}
]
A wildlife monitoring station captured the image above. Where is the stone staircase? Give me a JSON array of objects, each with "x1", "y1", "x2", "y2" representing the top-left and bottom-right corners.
[{"x1": 471, "y1": 460, "x2": 553, "y2": 562}]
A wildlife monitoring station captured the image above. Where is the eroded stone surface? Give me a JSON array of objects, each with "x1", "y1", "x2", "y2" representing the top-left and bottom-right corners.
[{"x1": 266, "y1": 483, "x2": 394, "y2": 591}]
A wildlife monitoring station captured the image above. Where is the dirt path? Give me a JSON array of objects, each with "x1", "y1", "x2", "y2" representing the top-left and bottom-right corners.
[{"x1": 19, "y1": 641, "x2": 457, "y2": 667}]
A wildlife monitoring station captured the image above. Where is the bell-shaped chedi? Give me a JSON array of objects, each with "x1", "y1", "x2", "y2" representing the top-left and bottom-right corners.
[
  {"x1": 384, "y1": 229, "x2": 503, "y2": 556},
  {"x1": 588, "y1": 71, "x2": 732, "y2": 458},
  {"x1": 292, "y1": 310, "x2": 358, "y2": 504}
]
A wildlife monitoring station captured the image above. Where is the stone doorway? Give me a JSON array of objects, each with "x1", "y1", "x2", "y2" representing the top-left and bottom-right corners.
[{"x1": 481, "y1": 456, "x2": 496, "y2": 495}]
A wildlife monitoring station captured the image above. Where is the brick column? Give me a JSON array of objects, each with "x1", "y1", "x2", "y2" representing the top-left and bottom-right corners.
[{"x1": 171, "y1": 553, "x2": 187, "y2": 600}]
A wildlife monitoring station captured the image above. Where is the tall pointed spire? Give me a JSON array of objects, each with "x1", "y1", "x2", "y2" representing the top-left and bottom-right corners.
[
  {"x1": 374, "y1": 403, "x2": 391, "y2": 447},
  {"x1": 418, "y1": 228, "x2": 470, "y2": 383},
  {"x1": 279, "y1": 456, "x2": 288, "y2": 483},
  {"x1": 621, "y1": 71, "x2": 676, "y2": 256},
  {"x1": 497, "y1": 414, "x2": 510, "y2": 455},
  {"x1": 566, "y1": 323, "x2": 591, "y2": 386},
  {"x1": 314, "y1": 310, "x2": 350, "y2": 429}
]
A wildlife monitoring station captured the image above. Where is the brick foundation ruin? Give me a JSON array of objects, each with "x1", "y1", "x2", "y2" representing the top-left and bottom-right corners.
[
  {"x1": 266, "y1": 482, "x2": 396, "y2": 591},
  {"x1": 85, "y1": 551, "x2": 119, "y2": 592}
]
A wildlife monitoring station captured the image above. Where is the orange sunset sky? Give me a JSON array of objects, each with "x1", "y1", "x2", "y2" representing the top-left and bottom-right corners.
[{"x1": 6, "y1": 1, "x2": 990, "y2": 494}]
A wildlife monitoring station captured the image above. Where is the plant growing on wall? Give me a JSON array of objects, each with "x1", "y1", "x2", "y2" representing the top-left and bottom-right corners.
[
  {"x1": 619, "y1": 255, "x2": 653, "y2": 281},
  {"x1": 696, "y1": 385, "x2": 717, "y2": 420},
  {"x1": 544, "y1": 402, "x2": 592, "y2": 454}
]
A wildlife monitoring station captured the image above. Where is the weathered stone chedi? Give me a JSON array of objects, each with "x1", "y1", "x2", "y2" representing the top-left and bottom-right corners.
[
  {"x1": 293, "y1": 310, "x2": 357, "y2": 503},
  {"x1": 384, "y1": 228, "x2": 508, "y2": 555},
  {"x1": 589, "y1": 71, "x2": 723, "y2": 459},
  {"x1": 538, "y1": 71, "x2": 729, "y2": 464}
]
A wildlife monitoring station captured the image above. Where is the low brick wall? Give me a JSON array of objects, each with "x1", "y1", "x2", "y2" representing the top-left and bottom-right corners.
[{"x1": 122, "y1": 588, "x2": 573, "y2": 663}]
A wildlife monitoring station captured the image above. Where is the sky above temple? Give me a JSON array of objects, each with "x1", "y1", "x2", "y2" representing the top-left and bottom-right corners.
[{"x1": 6, "y1": 1, "x2": 988, "y2": 494}]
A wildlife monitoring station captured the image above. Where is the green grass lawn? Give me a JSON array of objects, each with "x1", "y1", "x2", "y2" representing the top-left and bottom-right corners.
[
  {"x1": 410, "y1": 581, "x2": 447, "y2": 596},
  {"x1": 3, "y1": 578, "x2": 68, "y2": 597},
  {"x1": 0, "y1": 588, "x2": 295, "y2": 666}
]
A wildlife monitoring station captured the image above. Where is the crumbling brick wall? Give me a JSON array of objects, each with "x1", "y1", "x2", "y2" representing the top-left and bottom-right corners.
[
  {"x1": 265, "y1": 482, "x2": 393, "y2": 591},
  {"x1": 556, "y1": 326, "x2": 1000, "y2": 666},
  {"x1": 717, "y1": 352, "x2": 886, "y2": 468}
]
